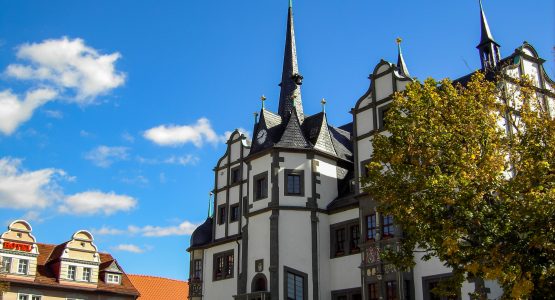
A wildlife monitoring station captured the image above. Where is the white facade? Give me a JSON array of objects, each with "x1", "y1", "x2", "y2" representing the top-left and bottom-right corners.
[{"x1": 186, "y1": 3, "x2": 554, "y2": 300}]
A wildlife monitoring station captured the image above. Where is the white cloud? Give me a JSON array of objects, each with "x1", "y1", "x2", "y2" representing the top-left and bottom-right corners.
[
  {"x1": 112, "y1": 244, "x2": 145, "y2": 254},
  {"x1": 0, "y1": 157, "x2": 65, "y2": 209},
  {"x1": 59, "y1": 190, "x2": 137, "y2": 216},
  {"x1": 143, "y1": 118, "x2": 222, "y2": 147},
  {"x1": 84, "y1": 145, "x2": 129, "y2": 168},
  {"x1": 43, "y1": 109, "x2": 63, "y2": 119},
  {"x1": 0, "y1": 88, "x2": 58, "y2": 135},
  {"x1": 163, "y1": 155, "x2": 199, "y2": 166},
  {"x1": 93, "y1": 220, "x2": 198, "y2": 237},
  {"x1": 136, "y1": 154, "x2": 199, "y2": 166},
  {"x1": 121, "y1": 131, "x2": 134, "y2": 143},
  {"x1": 5, "y1": 37, "x2": 125, "y2": 102},
  {"x1": 92, "y1": 226, "x2": 126, "y2": 235}
]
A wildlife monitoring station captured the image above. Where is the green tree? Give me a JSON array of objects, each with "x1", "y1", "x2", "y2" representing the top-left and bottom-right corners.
[{"x1": 363, "y1": 72, "x2": 555, "y2": 299}]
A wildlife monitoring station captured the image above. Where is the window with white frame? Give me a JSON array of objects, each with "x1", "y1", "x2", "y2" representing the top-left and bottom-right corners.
[
  {"x1": 82, "y1": 267, "x2": 91, "y2": 282},
  {"x1": 67, "y1": 265, "x2": 76, "y2": 280},
  {"x1": 1, "y1": 256, "x2": 12, "y2": 273},
  {"x1": 106, "y1": 273, "x2": 121, "y2": 284},
  {"x1": 17, "y1": 259, "x2": 28, "y2": 274}
]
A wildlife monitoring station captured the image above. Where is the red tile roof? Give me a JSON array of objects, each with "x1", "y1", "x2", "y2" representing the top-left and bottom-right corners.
[
  {"x1": 3, "y1": 243, "x2": 139, "y2": 297},
  {"x1": 128, "y1": 274, "x2": 188, "y2": 300}
]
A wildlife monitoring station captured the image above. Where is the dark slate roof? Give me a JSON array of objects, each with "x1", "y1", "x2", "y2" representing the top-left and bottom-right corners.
[
  {"x1": 249, "y1": 107, "x2": 353, "y2": 162},
  {"x1": 276, "y1": 109, "x2": 311, "y2": 149},
  {"x1": 329, "y1": 125, "x2": 353, "y2": 161},
  {"x1": 190, "y1": 217, "x2": 213, "y2": 248}
]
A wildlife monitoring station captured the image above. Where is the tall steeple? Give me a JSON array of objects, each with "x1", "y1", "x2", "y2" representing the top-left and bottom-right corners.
[
  {"x1": 476, "y1": 0, "x2": 501, "y2": 69},
  {"x1": 396, "y1": 38, "x2": 410, "y2": 77},
  {"x1": 278, "y1": 0, "x2": 304, "y2": 122}
]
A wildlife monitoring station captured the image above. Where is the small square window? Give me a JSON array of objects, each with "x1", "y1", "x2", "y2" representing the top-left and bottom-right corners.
[
  {"x1": 218, "y1": 206, "x2": 227, "y2": 225},
  {"x1": 18, "y1": 259, "x2": 29, "y2": 275},
  {"x1": 67, "y1": 265, "x2": 76, "y2": 280},
  {"x1": 230, "y1": 204, "x2": 240, "y2": 222},
  {"x1": 213, "y1": 251, "x2": 234, "y2": 281},
  {"x1": 2, "y1": 257, "x2": 12, "y2": 273},
  {"x1": 367, "y1": 214, "x2": 377, "y2": 241},
  {"x1": 382, "y1": 215, "x2": 394, "y2": 238},
  {"x1": 83, "y1": 267, "x2": 91, "y2": 282},
  {"x1": 107, "y1": 273, "x2": 121, "y2": 284},
  {"x1": 231, "y1": 167, "x2": 241, "y2": 184},
  {"x1": 253, "y1": 172, "x2": 268, "y2": 200},
  {"x1": 285, "y1": 170, "x2": 304, "y2": 196}
]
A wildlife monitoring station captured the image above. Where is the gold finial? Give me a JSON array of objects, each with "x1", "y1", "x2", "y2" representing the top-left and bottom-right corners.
[
  {"x1": 321, "y1": 98, "x2": 327, "y2": 112},
  {"x1": 396, "y1": 37, "x2": 402, "y2": 45},
  {"x1": 260, "y1": 95, "x2": 266, "y2": 109}
]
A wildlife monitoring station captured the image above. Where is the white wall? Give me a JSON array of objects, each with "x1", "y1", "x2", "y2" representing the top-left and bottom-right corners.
[{"x1": 202, "y1": 242, "x2": 238, "y2": 300}]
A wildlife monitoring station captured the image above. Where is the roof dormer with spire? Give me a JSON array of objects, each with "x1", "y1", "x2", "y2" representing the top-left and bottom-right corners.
[{"x1": 477, "y1": 0, "x2": 501, "y2": 69}]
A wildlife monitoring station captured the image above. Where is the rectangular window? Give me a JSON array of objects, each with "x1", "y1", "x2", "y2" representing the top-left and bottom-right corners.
[
  {"x1": 350, "y1": 224, "x2": 360, "y2": 252},
  {"x1": 286, "y1": 171, "x2": 303, "y2": 195},
  {"x1": 367, "y1": 214, "x2": 377, "y2": 240},
  {"x1": 18, "y1": 295, "x2": 29, "y2": 300},
  {"x1": 82, "y1": 267, "x2": 91, "y2": 282},
  {"x1": 193, "y1": 259, "x2": 202, "y2": 280},
  {"x1": 335, "y1": 228, "x2": 345, "y2": 256},
  {"x1": 213, "y1": 251, "x2": 234, "y2": 281},
  {"x1": 230, "y1": 204, "x2": 240, "y2": 222},
  {"x1": 18, "y1": 295, "x2": 41, "y2": 300},
  {"x1": 382, "y1": 215, "x2": 394, "y2": 238},
  {"x1": 107, "y1": 273, "x2": 121, "y2": 284},
  {"x1": 67, "y1": 265, "x2": 76, "y2": 280},
  {"x1": 231, "y1": 167, "x2": 241, "y2": 184},
  {"x1": 2, "y1": 256, "x2": 12, "y2": 273},
  {"x1": 218, "y1": 205, "x2": 226, "y2": 225},
  {"x1": 287, "y1": 174, "x2": 301, "y2": 194},
  {"x1": 423, "y1": 274, "x2": 459, "y2": 300},
  {"x1": 254, "y1": 172, "x2": 268, "y2": 200},
  {"x1": 286, "y1": 272, "x2": 304, "y2": 300},
  {"x1": 386, "y1": 281, "x2": 397, "y2": 300},
  {"x1": 31, "y1": 296, "x2": 41, "y2": 300},
  {"x1": 17, "y1": 259, "x2": 28, "y2": 274},
  {"x1": 368, "y1": 283, "x2": 378, "y2": 300}
]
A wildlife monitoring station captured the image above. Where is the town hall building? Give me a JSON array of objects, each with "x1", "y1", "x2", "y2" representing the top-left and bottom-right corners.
[{"x1": 187, "y1": 1, "x2": 555, "y2": 300}]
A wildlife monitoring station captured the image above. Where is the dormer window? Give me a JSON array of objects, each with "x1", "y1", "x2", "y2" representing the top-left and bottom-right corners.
[
  {"x1": 67, "y1": 265, "x2": 76, "y2": 280},
  {"x1": 18, "y1": 259, "x2": 29, "y2": 274},
  {"x1": 107, "y1": 273, "x2": 121, "y2": 284},
  {"x1": 83, "y1": 267, "x2": 91, "y2": 282},
  {"x1": 1, "y1": 257, "x2": 12, "y2": 273}
]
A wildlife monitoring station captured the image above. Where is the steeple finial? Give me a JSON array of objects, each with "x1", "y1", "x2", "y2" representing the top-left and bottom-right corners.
[
  {"x1": 208, "y1": 192, "x2": 213, "y2": 218},
  {"x1": 278, "y1": 0, "x2": 304, "y2": 122},
  {"x1": 321, "y1": 98, "x2": 326, "y2": 113},
  {"x1": 261, "y1": 95, "x2": 266, "y2": 109},
  {"x1": 396, "y1": 38, "x2": 410, "y2": 77},
  {"x1": 477, "y1": 0, "x2": 501, "y2": 69}
]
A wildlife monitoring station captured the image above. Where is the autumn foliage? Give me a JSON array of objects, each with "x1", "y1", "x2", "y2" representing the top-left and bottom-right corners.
[{"x1": 363, "y1": 73, "x2": 555, "y2": 299}]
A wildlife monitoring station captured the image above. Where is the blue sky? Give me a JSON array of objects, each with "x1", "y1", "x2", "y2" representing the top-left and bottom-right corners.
[{"x1": 0, "y1": 0, "x2": 553, "y2": 280}]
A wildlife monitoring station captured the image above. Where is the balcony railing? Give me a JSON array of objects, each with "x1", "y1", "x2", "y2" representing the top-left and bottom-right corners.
[{"x1": 233, "y1": 291, "x2": 271, "y2": 300}]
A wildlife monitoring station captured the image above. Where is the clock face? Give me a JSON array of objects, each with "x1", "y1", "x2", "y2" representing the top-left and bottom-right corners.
[{"x1": 257, "y1": 129, "x2": 267, "y2": 144}]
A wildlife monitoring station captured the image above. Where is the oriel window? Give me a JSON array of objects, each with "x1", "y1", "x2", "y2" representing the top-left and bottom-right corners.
[{"x1": 367, "y1": 214, "x2": 377, "y2": 240}]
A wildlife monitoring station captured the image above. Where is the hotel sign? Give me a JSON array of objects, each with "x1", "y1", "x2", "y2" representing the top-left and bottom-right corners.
[{"x1": 3, "y1": 241, "x2": 32, "y2": 252}]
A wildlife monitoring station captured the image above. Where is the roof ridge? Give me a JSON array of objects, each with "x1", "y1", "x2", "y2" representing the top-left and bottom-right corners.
[{"x1": 128, "y1": 274, "x2": 188, "y2": 283}]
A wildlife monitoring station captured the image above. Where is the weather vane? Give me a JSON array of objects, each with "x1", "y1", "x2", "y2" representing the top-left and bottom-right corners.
[{"x1": 396, "y1": 37, "x2": 402, "y2": 45}]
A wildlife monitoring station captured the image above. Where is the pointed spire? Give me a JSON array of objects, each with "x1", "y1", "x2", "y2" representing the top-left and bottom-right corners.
[
  {"x1": 478, "y1": 0, "x2": 497, "y2": 47},
  {"x1": 278, "y1": 0, "x2": 304, "y2": 123},
  {"x1": 396, "y1": 38, "x2": 410, "y2": 77},
  {"x1": 476, "y1": 0, "x2": 501, "y2": 69}
]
